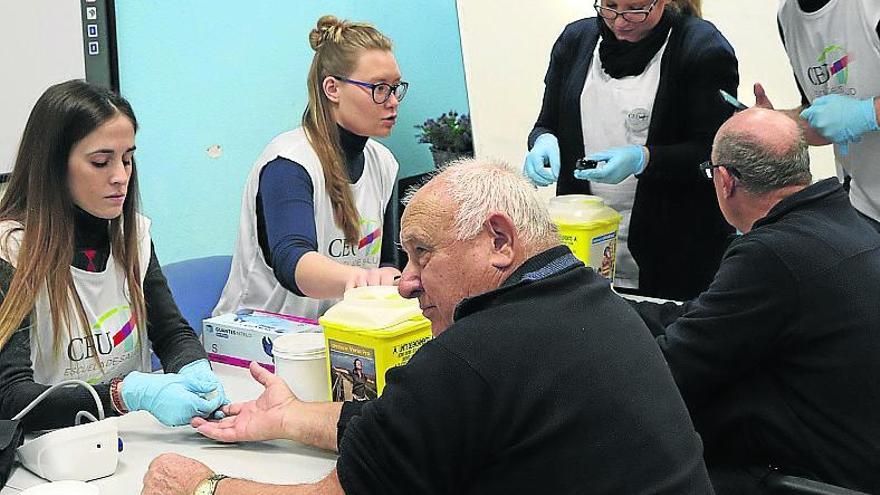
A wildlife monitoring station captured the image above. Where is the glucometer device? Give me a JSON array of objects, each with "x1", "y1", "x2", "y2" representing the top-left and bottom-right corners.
[{"x1": 575, "y1": 158, "x2": 601, "y2": 171}]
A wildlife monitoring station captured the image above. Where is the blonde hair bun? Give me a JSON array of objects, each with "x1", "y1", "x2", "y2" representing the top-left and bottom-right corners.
[{"x1": 309, "y1": 15, "x2": 345, "y2": 51}]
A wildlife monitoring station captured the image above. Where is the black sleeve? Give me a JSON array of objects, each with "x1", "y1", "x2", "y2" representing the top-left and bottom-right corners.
[
  {"x1": 0, "y1": 259, "x2": 116, "y2": 432},
  {"x1": 629, "y1": 299, "x2": 690, "y2": 337},
  {"x1": 527, "y1": 26, "x2": 573, "y2": 149},
  {"x1": 336, "y1": 342, "x2": 490, "y2": 494},
  {"x1": 777, "y1": 18, "x2": 811, "y2": 107},
  {"x1": 640, "y1": 28, "x2": 739, "y2": 183},
  {"x1": 653, "y1": 238, "x2": 798, "y2": 406},
  {"x1": 379, "y1": 184, "x2": 398, "y2": 268},
  {"x1": 336, "y1": 400, "x2": 366, "y2": 452},
  {"x1": 144, "y1": 243, "x2": 206, "y2": 373}
]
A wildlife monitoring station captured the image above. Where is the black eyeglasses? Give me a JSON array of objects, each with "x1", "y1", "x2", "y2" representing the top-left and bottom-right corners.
[
  {"x1": 594, "y1": 0, "x2": 660, "y2": 23},
  {"x1": 332, "y1": 76, "x2": 409, "y2": 104},
  {"x1": 699, "y1": 160, "x2": 741, "y2": 180}
]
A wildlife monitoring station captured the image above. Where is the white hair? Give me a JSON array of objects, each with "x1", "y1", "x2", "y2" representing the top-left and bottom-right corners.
[{"x1": 403, "y1": 158, "x2": 557, "y2": 246}]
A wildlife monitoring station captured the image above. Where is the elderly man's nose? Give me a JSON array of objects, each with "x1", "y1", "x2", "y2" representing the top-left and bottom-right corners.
[{"x1": 397, "y1": 271, "x2": 422, "y2": 299}]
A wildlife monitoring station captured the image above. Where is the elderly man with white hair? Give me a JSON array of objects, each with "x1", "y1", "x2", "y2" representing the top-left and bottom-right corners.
[{"x1": 142, "y1": 159, "x2": 713, "y2": 495}]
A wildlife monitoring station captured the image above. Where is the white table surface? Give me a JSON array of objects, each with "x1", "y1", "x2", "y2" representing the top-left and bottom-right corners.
[{"x1": 2, "y1": 363, "x2": 337, "y2": 494}]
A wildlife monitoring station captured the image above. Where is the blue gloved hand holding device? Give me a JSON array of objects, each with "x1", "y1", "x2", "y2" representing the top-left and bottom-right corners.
[
  {"x1": 179, "y1": 358, "x2": 230, "y2": 419},
  {"x1": 121, "y1": 363, "x2": 226, "y2": 427},
  {"x1": 523, "y1": 133, "x2": 561, "y2": 187},
  {"x1": 574, "y1": 145, "x2": 647, "y2": 184}
]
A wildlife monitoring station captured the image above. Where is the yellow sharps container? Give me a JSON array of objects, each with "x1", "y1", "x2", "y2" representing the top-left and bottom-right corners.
[
  {"x1": 548, "y1": 195, "x2": 623, "y2": 281},
  {"x1": 319, "y1": 286, "x2": 432, "y2": 402}
]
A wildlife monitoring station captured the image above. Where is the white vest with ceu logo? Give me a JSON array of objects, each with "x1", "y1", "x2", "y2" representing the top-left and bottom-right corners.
[
  {"x1": 779, "y1": 0, "x2": 880, "y2": 221},
  {"x1": 215, "y1": 127, "x2": 398, "y2": 320},
  {"x1": 0, "y1": 216, "x2": 152, "y2": 385}
]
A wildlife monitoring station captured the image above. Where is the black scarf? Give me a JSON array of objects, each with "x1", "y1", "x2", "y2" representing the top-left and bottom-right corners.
[
  {"x1": 797, "y1": 0, "x2": 830, "y2": 13},
  {"x1": 598, "y1": 9, "x2": 677, "y2": 79}
]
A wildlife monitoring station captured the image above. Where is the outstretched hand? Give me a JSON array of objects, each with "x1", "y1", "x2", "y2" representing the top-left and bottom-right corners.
[{"x1": 191, "y1": 361, "x2": 298, "y2": 443}]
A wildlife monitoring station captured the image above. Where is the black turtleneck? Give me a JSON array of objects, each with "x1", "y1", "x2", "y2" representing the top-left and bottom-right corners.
[
  {"x1": 338, "y1": 123, "x2": 370, "y2": 181},
  {"x1": 0, "y1": 210, "x2": 206, "y2": 431},
  {"x1": 73, "y1": 207, "x2": 111, "y2": 271},
  {"x1": 256, "y1": 125, "x2": 398, "y2": 296},
  {"x1": 798, "y1": 0, "x2": 828, "y2": 13}
]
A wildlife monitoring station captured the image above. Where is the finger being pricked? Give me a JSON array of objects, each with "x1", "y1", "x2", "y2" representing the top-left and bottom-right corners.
[
  {"x1": 196, "y1": 419, "x2": 242, "y2": 443},
  {"x1": 191, "y1": 416, "x2": 211, "y2": 428}
]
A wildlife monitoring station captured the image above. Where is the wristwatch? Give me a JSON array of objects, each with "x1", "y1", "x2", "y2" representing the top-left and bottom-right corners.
[{"x1": 194, "y1": 473, "x2": 228, "y2": 495}]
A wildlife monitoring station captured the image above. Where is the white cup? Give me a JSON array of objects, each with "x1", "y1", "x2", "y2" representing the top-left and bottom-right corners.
[{"x1": 273, "y1": 333, "x2": 328, "y2": 402}]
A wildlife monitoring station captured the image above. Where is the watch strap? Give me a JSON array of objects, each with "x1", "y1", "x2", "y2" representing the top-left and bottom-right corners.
[{"x1": 195, "y1": 473, "x2": 229, "y2": 495}]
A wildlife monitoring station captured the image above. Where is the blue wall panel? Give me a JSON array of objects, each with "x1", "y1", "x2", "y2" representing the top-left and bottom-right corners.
[{"x1": 115, "y1": 0, "x2": 469, "y2": 263}]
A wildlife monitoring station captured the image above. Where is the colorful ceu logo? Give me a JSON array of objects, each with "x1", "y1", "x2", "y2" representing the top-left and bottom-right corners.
[
  {"x1": 106, "y1": 306, "x2": 138, "y2": 352},
  {"x1": 810, "y1": 45, "x2": 849, "y2": 86},
  {"x1": 358, "y1": 219, "x2": 382, "y2": 257},
  {"x1": 67, "y1": 305, "x2": 138, "y2": 363}
]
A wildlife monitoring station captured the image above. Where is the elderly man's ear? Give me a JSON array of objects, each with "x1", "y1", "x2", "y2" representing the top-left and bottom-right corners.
[
  {"x1": 483, "y1": 213, "x2": 517, "y2": 270},
  {"x1": 717, "y1": 166, "x2": 737, "y2": 198}
]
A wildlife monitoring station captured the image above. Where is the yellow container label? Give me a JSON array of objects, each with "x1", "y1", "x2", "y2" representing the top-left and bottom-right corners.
[
  {"x1": 321, "y1": 317, "x2": 432, "y2": 402},
  {"x1": 556, "y1": 220, "x2": 620, "y2": 280}
]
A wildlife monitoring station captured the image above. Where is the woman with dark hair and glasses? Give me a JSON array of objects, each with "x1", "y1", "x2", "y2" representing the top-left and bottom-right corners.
[
  {"x1": 524, "y1": 0, "x2": 739, "y2": 300},
  {"x1": 216, "y1": 15, "x2": 406, "y2": 320}
]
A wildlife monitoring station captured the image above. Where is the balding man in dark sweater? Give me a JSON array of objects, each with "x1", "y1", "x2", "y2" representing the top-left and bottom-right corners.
[{"x1": 634, "y1": 108, "x2": 880, "y2": 494}]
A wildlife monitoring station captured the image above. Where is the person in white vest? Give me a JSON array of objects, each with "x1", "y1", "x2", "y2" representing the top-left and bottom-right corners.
[
  {"x1": 215, "y1": 15, "x2": 404, "y2": 321},
  {"x1": 523, "y1": 0, "x2": 739, "y2": 301},
  {"x1": 0, "y1": 80, "x2": 227, "y2": 431},
  {"x1": 755, "y1": 0, "x2": 880, "y2": 232}
]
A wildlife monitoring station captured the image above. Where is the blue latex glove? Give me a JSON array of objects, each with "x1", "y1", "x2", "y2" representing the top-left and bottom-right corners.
[
  {"x1": 121, "y1": 371, "x2": 224, "y2": 427},
  {"x1": 574, "y1": 145, "x2": 646, "y2": 184},
  {"x1": 523, "y1": 134, "x2": 561, "y2": 187},
  {"x1": 801, "y1": 95, "x2": 879, "y2": 155},
  {"x1": 179, "y1": 359, "x2": 230, "y2": 419}
]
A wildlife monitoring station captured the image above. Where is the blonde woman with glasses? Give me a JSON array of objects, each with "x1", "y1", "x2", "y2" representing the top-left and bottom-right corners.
[
  {"x1": 524, "y1": 0, "x2": 739, "y2": 301},
  {"x1": 216, "y1": 15, "x2": 407, "y2": 320}
]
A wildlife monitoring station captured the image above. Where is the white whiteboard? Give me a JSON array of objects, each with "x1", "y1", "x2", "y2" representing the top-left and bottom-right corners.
[{"x1": 0, "y1": 1, "x2": 85, "y2": 175}]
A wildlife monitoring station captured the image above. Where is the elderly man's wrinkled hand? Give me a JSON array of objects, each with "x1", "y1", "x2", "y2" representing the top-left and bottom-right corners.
[
  {"x1": 192, "y1": 361, "x2": 298, "y2": 443},
  {"x1": 141, "y1": 453, "x2": 212, "y2": 495}
]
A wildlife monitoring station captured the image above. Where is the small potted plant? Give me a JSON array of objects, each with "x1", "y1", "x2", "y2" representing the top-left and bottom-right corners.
[{"x1": 414, "y1": 110, "x2": 474, "y2": 168}]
